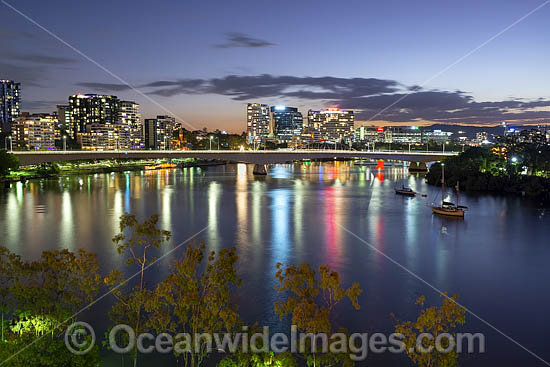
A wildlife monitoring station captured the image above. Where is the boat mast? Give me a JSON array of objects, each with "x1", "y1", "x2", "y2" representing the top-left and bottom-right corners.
[
  {"x1": 441, "y1": 163, "x2": 445, "y2": 204},
  {"x1": 456, "y1": 181, "x2": 460, "y2": 207}
]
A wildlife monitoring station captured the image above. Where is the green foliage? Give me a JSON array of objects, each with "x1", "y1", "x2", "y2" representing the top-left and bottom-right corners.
[
  {"x1": 273, "y1": 263, "x2": 362, "y2": 367},
  {"x1": 152, "y1": 242, "x2": 241, "y2": 367},
  {"x1": 0, "y1": 149, "x2": 19, "y2": 176},
  {"x1": 426, "y1": 146, "x2": 550, "y2": 201},
  {"x1": 36, "y1": 162, "x2": 61, "y2": 176},
  {"x1": 219, "y1": 350, "x2": 297, "y2": 367},
  {"x1": 105, "y1": 213, "x2": 171, "y2": 366},
  {"x1": 393, "y1": 293, "x2": 466, "y2": 367},
  {"x1": 0, "y1": 246, "x2": 101, "y2": 366}
]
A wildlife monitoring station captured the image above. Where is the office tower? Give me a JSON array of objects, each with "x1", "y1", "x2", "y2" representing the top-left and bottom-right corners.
[
  {"x1": 68, "y1": 94, "x2": 120, "y2": 140},
  {"x1": 246, "y1": 103, "x2": 270, "y2": 144},
  {"x1": 120, "y1": 100, "x2": 142, "y2": 149},
  {"x1": 308, "y1": 108, "x2": 354, "y2": 143},
  {"x1": 0, "y1": 80, "x2": 21, "y2": 133},
  {"x1": 270, "y1": 106, "x2": 303, "y2": 143},
  {"x1": 12, "y1": 113, "x2": 56, "y2": 150},
  {"x1": 144, "y1": 115, "x2": 176, "y2": 150}
]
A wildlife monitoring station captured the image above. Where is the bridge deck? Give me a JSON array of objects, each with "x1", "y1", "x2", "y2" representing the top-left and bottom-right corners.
[{"x1": 12, "y1": 150, "x2": 456, "y2": 166}]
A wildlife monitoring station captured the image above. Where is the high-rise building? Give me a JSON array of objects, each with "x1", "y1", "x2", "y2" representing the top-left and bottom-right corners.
[
  {"x1": 56, "y1": 104, "x2": 72, "y2": 137},
  {"x1": 144, "y1": 115, "x2": 176, "y2": 150},
  {"x1": 270, "y1": 106, "x2": 303, "y2": 143},
  {"x1": 12, "y1": 113, "x2": 56, "y2": 150},
  {"x1": 308, "y1": 108, "x2": 354, "y2": 143},
  {"x1": 120, "y1": 100, "x2": 142, "y2": 149},
  {"x1": 246, "y1": 103, "x2": 270, "y2": 144},
  {"x1": 68, "y1": 94, "x2": 120, "y2": 140},
  {"x1": 0, "y1": 80, "x2": 21, "y2": 133}
]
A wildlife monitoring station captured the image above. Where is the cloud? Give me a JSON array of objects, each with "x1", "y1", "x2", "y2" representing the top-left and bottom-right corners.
[
  {"x1": 145, "y1": 75, "x2": 400, "y2": 100},
  {"x1": 22, "y1": 100, "x2": 66, "y2": 111},
  {"x1": 0, "y1": 62, "x2": 47, "y2": 87},
  {"x1": 9, "y1": 53, "x2": 77, "y2": 65},
  {"x1": 75, "y1": 82, "x2": 133, "y2": 92},
  {"x1": 215, "y1": 32, "x2": 276, "y2": 49},
  {"x1": 74, "y1": 74, "x2": 550, "y2": 125}
]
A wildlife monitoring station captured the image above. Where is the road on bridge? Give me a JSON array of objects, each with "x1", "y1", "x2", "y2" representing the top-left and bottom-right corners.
[{"x1": 11, "y1": 150, "x2": 457, "y2": 166}]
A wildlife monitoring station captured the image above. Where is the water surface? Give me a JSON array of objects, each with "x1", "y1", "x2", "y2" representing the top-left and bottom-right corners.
[{"x1": 1, "y1": 162, "x2": 549, "y2": 366}]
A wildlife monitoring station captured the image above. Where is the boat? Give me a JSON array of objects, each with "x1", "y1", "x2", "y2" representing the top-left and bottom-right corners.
[
  {"x1": 431, "y1": 164, "x2": 467, "y2": 218},
  {"x1": 144, "y1": 162, "x2": 177, "y2": 170},
  {"x1": 395, "y1": 185, "x2": 416, "y2": 196},
  {"x1": 354, "y1": 159, "x2": 377, "y2": 166}
]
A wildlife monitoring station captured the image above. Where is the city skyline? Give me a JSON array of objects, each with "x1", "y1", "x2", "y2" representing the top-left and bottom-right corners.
[{"x1": 1, "y1": 0, "x2": 549, "y2": 132}]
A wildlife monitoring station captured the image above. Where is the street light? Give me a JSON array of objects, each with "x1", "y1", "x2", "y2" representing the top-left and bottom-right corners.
[
  {"x1": 63, "y1": 135, "x2": 67, "y2": 151},
  {"x1": 209, "y1": 136, "x2": 213, "y2": 150}
]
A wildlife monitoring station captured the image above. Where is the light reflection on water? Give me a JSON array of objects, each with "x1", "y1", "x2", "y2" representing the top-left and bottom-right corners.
[{"x1": 0, "y1": 162, "x2": 549, "y2": 366}]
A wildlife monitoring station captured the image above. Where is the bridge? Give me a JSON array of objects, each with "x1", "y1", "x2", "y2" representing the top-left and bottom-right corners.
[{"x1": 13, "y1": 150, "x2": 456, "y2": 172}]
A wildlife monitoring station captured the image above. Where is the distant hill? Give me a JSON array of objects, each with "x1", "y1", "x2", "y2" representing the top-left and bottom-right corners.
[{"x1": 421, "y1": 124, "x2": 504, "y2": 138}]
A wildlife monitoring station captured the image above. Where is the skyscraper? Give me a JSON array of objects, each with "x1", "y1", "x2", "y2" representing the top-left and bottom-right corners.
[
  {"x1": 270, "y1": 106, "x2": 303, "y2": 143},
  {"x1": 246, "y1": 103, "x2": 270, "y2": 144},
  {"x1": 120, "y1": 100, "x2": 142, "y2": 149},
  {"x1": 144, "y1": 115, "x2": 176, "y2": 150},
  {"x1": 308, "y1": 108, "x2": 354, "y2": 143},
  {"x1": 0, "y1": 80, "x2": 21, "y2": 134},
  {"x1": 68, "y1": 94, "x2": 120, "y2": 140}
]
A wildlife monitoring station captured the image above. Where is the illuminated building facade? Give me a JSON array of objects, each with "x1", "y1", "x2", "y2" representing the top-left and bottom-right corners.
[
  {"x1": 12, "y1": 113, "x2": 56, "y2": 150},
  {"x1": 0, "y1": 80, "x2": 21, "y2": 133},
  {"x1": 270, "y1": 106, "x2": 303, "y2": 143},
  {"x1": 68, "y1": 94, "x2": 120, "y2": 140},
  {"x1": 296, "y1": 126, "x2": 321, "y2": 147},
  {"x1": 56, "y1": 104, "x2": 72, "y2": 137},
  {"x1": 120, "y1": 100, "x2": 142, "y2": 149},
  {"x1": 354, "y1": 126, "x2": 384, "y2": 143},
  {"x1": 383, "y1": 126, "x2": 422, "y2": 143},
  {"x1": 80, "y1": 123, "x2": 129, "y2": 151},
  {"x1": 144, "y1": 115, "x2": 176, "y2": 150},
  {"x1": 308, "y1": 108, "x2": 354, "y2": 143},
  {"x1": 246, "y1": 103, "x2": 270, "y2": 144},
  {"x1": 422, "y1": 129, "x2": 453, "y2": 143}
]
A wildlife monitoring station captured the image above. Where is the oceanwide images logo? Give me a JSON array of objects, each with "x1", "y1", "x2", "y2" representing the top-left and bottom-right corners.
[{"x1": 65, "y1": 323, "x2": 485, "y2": 360}]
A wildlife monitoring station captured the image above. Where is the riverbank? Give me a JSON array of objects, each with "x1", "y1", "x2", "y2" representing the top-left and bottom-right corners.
[
  {"x1": 426, "y1": 147, "x2": 550, "y2": 204},
  {"x1": 0, "y1": 158, "x2": 226, "y2": 184}
]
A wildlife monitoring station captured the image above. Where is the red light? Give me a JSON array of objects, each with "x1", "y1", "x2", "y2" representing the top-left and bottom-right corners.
[
  {"x1": 327, "y1": 107, "x2": 339, "y2": 111},
  {"x1": 376, "y1": 160, "x2": 385, "y2": 170},
  {"x1": 377, "y1": 127, "x2": 384, "y2": 132}
]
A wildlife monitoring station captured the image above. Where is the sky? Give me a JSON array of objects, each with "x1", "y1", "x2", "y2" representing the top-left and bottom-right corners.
[{"x1": 1, "y1": 0, "x2": 549, "y2": 132}]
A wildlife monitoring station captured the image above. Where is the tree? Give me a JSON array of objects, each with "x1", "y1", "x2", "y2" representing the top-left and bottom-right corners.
[
  {"x1": 0, "y1": 247, "x2": 101, "y2": 367},
  {"x1": 0, "y1": 149, "x2": 19, "y2": 176},
  {"x1": 36, "y1": 162, "x2": 61, "y2": 176},
  {"x1": 392, "y1": 293, "x2": 466, "y2": 367},
  {"x1": 219, "y1": 349, "x2": 297, "y2": 367},
  {"x1": 152, "y1": 242, "x2": 241, "y2": 367},
  {"x1": 0, "y1": 247, "x2": 21, "y2": 342},
  {"x1": 104, "y1": 213, "x2": 171, "y2": 367},
  {"x1": 274, "y1": 263, "x2": 362, "y2": 367}
]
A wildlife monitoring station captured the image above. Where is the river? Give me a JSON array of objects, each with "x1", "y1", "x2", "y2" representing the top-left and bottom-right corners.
[{"x1": 1, "y1": 162, "x2": 549, "y2": 366}]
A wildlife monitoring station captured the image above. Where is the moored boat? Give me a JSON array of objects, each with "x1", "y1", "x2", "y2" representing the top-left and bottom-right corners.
[
  {"x1": 431, "y1": 163, "x2": 467, "y2": 218},
  {"x1": 395, "y1": 186, "x2": 416, "y2": 196}
]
